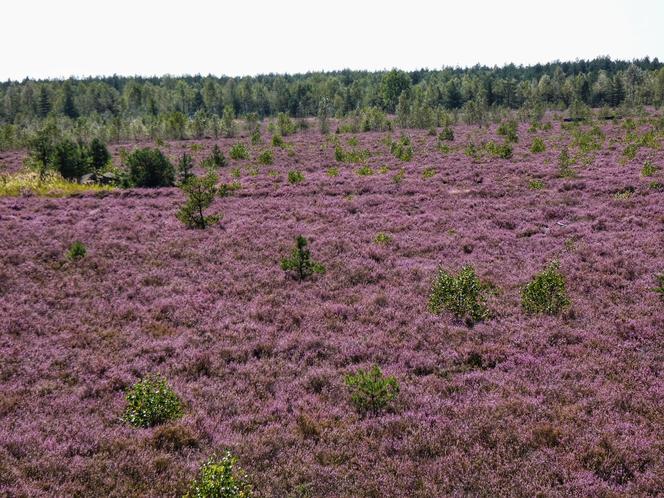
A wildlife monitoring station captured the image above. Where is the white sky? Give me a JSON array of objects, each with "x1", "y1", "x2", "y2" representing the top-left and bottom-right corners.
[{"x1": 2, "y1": 0, "x2": 663, "y2": 80}]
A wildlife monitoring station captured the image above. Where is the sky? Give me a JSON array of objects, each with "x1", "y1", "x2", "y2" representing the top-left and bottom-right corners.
[{"x1": 2, "y1": 0, "x2": 663, "y2": 81}]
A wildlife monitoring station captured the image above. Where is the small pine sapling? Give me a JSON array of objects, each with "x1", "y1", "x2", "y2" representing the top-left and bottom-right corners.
[
  {"x1": 177, "y1": 152, "x2": 194, "y2": 184},
  {"x1": 176, "y1": 173, "x2": 222, "y2": 229},
  {"x1": 344, "y1": 365, "x2": 399, "y2": 417},
  {"x1": 281, "y1": 235, "x2": 325, "y2": 281}
]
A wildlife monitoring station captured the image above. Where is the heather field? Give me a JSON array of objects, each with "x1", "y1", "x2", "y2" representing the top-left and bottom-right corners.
[{"x1": 2, "y1": 117, "x2": 664, "y2": 497}]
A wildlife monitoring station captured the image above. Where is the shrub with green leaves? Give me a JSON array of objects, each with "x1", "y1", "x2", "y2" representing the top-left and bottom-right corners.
[
  {"x1": 530, "y1": 137, "x2": 546, "y2": 153},
  {"x1": 641, "y1": 161, "x2": 657, "y2": 177},
  {"x1": 176, "y1": 173, "x2": 221, "y2": 229},
  {"x1": 655, "y1": 273, "x2": 664, "y2": 300},
  {"x1": 271, "y1": 134, "x2": 285, "y2": 148},
  {"x1": 439, "y1": 126, "x2": 454, "y2": 141},
  {"x1": 422, "y1": 167, "x2": 436, "y2": 179},
  {"x1": 326, "y1": 166, "x2": 339, "y2": 177},
  {"x1": 428, "y1": 265, "x2": 491, "y2": 324},
  {"x1": 497, "y1": 119, "x2": 519, "y2": 143},
  {"x1": 287, "y1": 170, "x2": 304, "y2": 184},
  {"x1": 257, "y1": 149, "x2": 273, "y2": 165},
  {"x1": 184, "y1": 452, "x2": 253, "y2": 498},
  {"x1": 218, "y1": 181, "x2": 241, "y2": 197},
  {"x1": 275, "y1": 113, "x2": 297, "y2": 136},
  {"x1": 521, "y1": 261, "x2": 570, "y2": 315},
  {"x1": 529, "y1": 179, "x2": 545, "y2": 190},
  {"x1": 485, "y1": 141, "x2": 513, "y2": 159},
  {"x1": 344, "y1": 365, "x2": 399, "y2": 417},
  {"x1": 209, "y1": 144, "x2": 227, "y2": 168},
  {"x1": 51, "y1": 139, "x2": 92, "y2": 179},
  {"x1": 374, "y1": 232, "x2": 392, "y2": 245},
  {"x1": 392, "y1": 168, "x2": 405, "y2": 184},
  {"x1": 67, "y1": 241, "x2": 86, "y2": 261},
  {"x1": 87, "y1": 138, "x2": 111, "y2": 172},
  {"x1": 229, "y1": 143, "x2": 250, "y2": 160},
  {"x1": 126, "y1": 147, "x2": 175, "y2": 188},
  {"x1": 390, "y1": 134, "x2": 413, "y2": 161},
  {"x1": 356, "y1": 165, "x2": 373, "y2": 176},
  {"x1": 177, "y1": 152, "x2": 194, "y2": 185},
  {"x1": 122, "y1": 376, "x2": 183, "y2": 428},
  {"x1": 281, "y1": 235, "x2": 325, "y2": 281},
  {"x1": 558, "y1": 147, "x2": 575, "y2": 178}
]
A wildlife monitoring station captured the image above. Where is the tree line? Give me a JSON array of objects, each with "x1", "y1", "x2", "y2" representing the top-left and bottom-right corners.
[{"x1": 1, "y1": 57, "x2": 663, "y2": 150}]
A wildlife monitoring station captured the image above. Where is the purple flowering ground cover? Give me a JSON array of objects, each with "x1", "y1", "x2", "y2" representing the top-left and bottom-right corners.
[{"x1": 1, "y1": 121, "x2": 663, "y2": 497}]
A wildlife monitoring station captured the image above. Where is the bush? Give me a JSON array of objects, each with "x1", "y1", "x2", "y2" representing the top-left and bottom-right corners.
[
  {"x1": 281, "y1": 235, "x2": 325, "y2": 281},
  {"x1": 335, "y1": 144, "x2": 370, "y2": 163},
  {"x1": 422, "y1": 167, "x2": 436, "y2": 179},
  {"x1": 123, "y1": 376, "x2": 183, "y2": 428},
  {"x1": 287, "y1": 170, "x2": 304, "y2": 184},
  {"x1": 218, "y1": 181, "x2": 241, "y2": 197},
  {"x1": 177, "y1": 152, "x2": 194, "y2": 185},
  {"x1": 374, "y1": 232, "x2": 392, "y2": 245},
  {"x1": 439, "y1": 126, "x2": 454, "y2": 141},
  {"x1": 276, "y1": 113, "x2": 297, "y2": 136},
  {"x1": 127, "y1": 148, "x2": 175, "y2": 188},
  {"x1": 390, "y1": 134, "x2": 413, "y2": 161},
  {"x1": 428, "y1": 265, "x2": 491, "y2": 324},
  {"x1": 485, "y1": 141, "x2": 513, "y2": 159},
  {"x1": 529, "y1": 179, "x2": 545, "y2": 190},
  {"x1": 177, "y1": 173, "x2": 221, "y2": 229},
  {"x1": 655, "y1": 273, "x2": 664, "y2": 300},
  {"x1": 497, "y1": 120, "x2": 519, "y2": 143},
  {"x1": 52, "y1": 139, "x2": 92, "y2": 179},
  {"x1": 344, "y1": 365, "x2": 399, "y2": 417},
  {"x1": 530, "y1": 137, "x2": 546, "y2": 153},
  {"x1": 67, "y1": 241, "x2": 86, "y2": 261},
  {"x1": 184, "y1": 452, "x2": 252, "y2": 498},
  {"x1": 326, "y1": 167, "x2": 339, "y2": 177},
  {"x1": 209, "y1": 144, "x2": 227, "y2": 168},
  {"x1": 88, "y1": 138, "x2": 111, "y2": 172},
  {"x1": 229, "y1": 143, "x2": 249, "y2": 160},
  {"x1": 521, "y1": 261, "x2": 570, "y2": 315},
  {"x1": 250, "y1": 129, "x2": 261, "y2": 145},
  {"x1": 558, "y1": 147, "x2": 575, "y2": 178},
  {"x1": 392, "y1": 168, "x2": 405, "y2": 184},
  {"x1": 641, "y1": 161, "x2": 657, "y2": 177},
  {"x1": 257, "y1": 149, "x2": 273, "y2": 165},
  {"x1": 271, "y1": 134, "x2": 285, "y2": 148},
  {"x1": 356, "y1": 165, "x2": 373, "y2": 176}
]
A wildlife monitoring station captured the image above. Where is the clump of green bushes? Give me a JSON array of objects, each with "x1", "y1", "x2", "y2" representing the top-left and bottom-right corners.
[
  {"x1": 177, "y1": 173, "x2": 222, "y2": 229},
  {"x1": 185, "y1": 452, "x2": 253, "y2": 498},
  {"x1": 428, "y1": 265, "x2": 491, "y2": 325},
  {"x1": 127, "y1": 147, "x2": 175, "y2": 187},
  {"x1": 390, "y1": 134, "x2": 413, "y2": 161},
  {"x1": 281, "y1": 235, "x2": 325, "y2": 281},
  {"x1": 123, "y1": 376, "x2": 183, "y2": 428},
  {"x1": 521, "y1": 261, "x2": 570, "y2": 315},
  {"x1": 345, "y1": 365, "x2": 399, "y2": 417}
]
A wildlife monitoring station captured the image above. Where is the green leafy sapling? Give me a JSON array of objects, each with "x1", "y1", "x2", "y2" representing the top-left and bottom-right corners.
[
  {"x1": 281, "y1": 235, "x2": 325, "y2": 281},
  {"x1": 344, "y1": 365, "x2": 399, "y2": 417},
  {"x1": 176, "y1": 173, "x2": 222, "y2": 229}
]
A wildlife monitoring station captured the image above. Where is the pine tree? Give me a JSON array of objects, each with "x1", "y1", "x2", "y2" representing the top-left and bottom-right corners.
[
  {"x1": 62, "y1": 81, "x2": 78, "y2": 119},
  {"x1": 37, "y1": 86, "x2": 51, "y2": 118}
]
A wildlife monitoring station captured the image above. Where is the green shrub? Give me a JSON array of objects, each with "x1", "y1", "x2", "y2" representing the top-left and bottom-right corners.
[
  {"x1": 558, "y1": 147, "x2": 575, "y2": 178},
  {"x1": 485, "y1": 141, "x2": 513, "y2": 159},
  {"x1": 287, "y1": 170, "x2": 304, "y2": 184},
  {"x1": 257, "y1": 149, "x2": 273, "y2": 165},
  {"x1": 390, "y1": 134, "x2": 413, "y2": 161},
  {"x1": 439, "y1": 126, "x2": 454, "y2": 141},
  {"x1": 276, "y1": 113, "x2": 297, "y2": 136},
  {"x1": 185, "y1": 452, "x2": 252, "y2": 498},
  {"x1": 356, "y1": 165, "x2": 373, "y2": 176},
  {"x1": 521, "y1": 261, "x2": 570, "y2": 315},
  {"x1": 281, "y1": 235, "x2": 325, "y2": 281},
  {"x1": 52, "y1": 139, "x2": 92, "y2": 179},
  {"x1": 177, "y1": 173, "x2": 221, "y2": 229},
  {"x1": 123, "y1": 376, "x2": 183, "y2": 428},
  {"x1": 335, "y1": 144, "x2": 370, "y2": 163},
  {"x1": 67, "y1": 241, "x2": 86, "y2": 261},
  {"x1": 218, "y1": 181, "x2": 241, "y2": 197},
  {"x1": 229, "y1": 143, "x2": 249, "y2": 160},
  {"x1": 392, "y1": 168, "x2": 405, "y2": 184},
  {"x1": 88, "y1": 138, "x2": 111, "y2": 171},
  {"x1": 497, "y1": 120, "x2": 518, "y2": 143},
  {"x1": 529, "y1": 179, "x2": 545, "y2": 190},
  {"x1": 422, "y1": 167, "x2": 436, "y2": 179},
  {"x1": 641, "y1": 161, "x2": 657, "y2": 177},
  {"x1": 428, "y1": 265, "x2": 491, "y2": 324},
  {"x1": 344, "y1": 365, "x2": 399, "y2": 417},
  {"x1": 464, "y1": 142, "x2": 480, "y2": 161},
  {"x1": 177, "y1": 152, "x2": 194, "y2": 184},
  {"x1": 209, "y1": 144, "x2": 227, "y2": 168},
  {"x1": 326, "y1": 167, "x2": 339, "y2": 177},
  {"x1": 655, "y1": 273, "x2": 664, "y2": 300},
  {"x1": 271, "y1": 134, "x2": 284, "y2": 148},
  {"x1": 374, "y1": 232, "x2": 392, "y2": 245},
  {"x1": 250, "y1": 129, "x2": 261, "y2": 145},
  {"x1": 530, "y1": 137, "x2": 546, "y2": 153},
  {"x1": 127, "y1": 148, "x2": 175, "y2": 188}
]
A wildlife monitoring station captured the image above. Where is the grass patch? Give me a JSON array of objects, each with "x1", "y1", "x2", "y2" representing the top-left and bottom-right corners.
[{"x1": 0, "y1": 171, "x2": 114, "y2": 197}]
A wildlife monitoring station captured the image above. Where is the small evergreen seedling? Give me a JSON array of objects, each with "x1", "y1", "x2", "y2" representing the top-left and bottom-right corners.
[
  {"x1": 497, "y1": 120, "x2": 519, "y2": 143},
  {"x1": 390, "y1": 134, "x2": 413, "y2": 161},
  {"x1": 521, "y1": 261, "x2": 570, "y2": 315},
  {"x1": 345, "y1": 365, "x2": 399, "y2": 417},
  {"x1": 374, "y1": 232, "x2": 392, "y2": 245},
  {"x1": 67, "y1": 241, "x2": 86, "y2": 261},
  {"x1": 209, "y1": 145, "x2": 227, "y2": 168},
  {"x1": 654, "y1": 272, "x2": 664, "y2": 300},
  {"x1": 288, "y1": 170, "x2": 304, "y2": 184},
  {"x1": 177, "y1": 152, "x2": 194, "y2": 184},
  {"x1": 641, "y1": 161, "x2": 657, "y2": 177},
  {"x1": 428, "y1": 265, "x2": 491, "y2": 324},
  {"x1": 177, "y1": 173, "x2": 222, "y2": 229},
  {"x1": 281, "y1": 235, "x2": 325, "y2": 281},
  {"x1": 229, "y1": 143, "x2": 249, "y2": 160},
  {"x1": 123, "y1": 376, "x2": 183, "y2": 428},
  {"x1": 439, "y1": 126, "x2": 454, "y2": 141},
  {"x1": 530, "y1": 137, "x2": 546, "y2": 153},
  {"x1": 257, "y1": 149, "x2": 273, "y2": 165},
  {"x1": 185, "y1": 452, "x2": 253, "y2": 498},
  {"x1": 271, "y1": 134, "x2": 285, "y2": 148}
]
